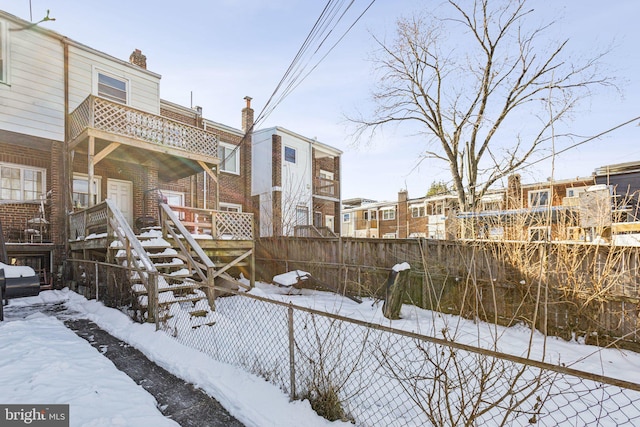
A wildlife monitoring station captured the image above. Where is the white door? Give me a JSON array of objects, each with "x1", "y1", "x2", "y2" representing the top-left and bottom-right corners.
[
  {"x1": 107, "y1": 179, "x2": 133, "y2": 226},
  {"x1": 325, "y1": 215, "x2": 335, "y2": 232}
]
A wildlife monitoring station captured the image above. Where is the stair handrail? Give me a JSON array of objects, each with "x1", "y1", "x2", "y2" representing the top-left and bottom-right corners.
[
  {"x1": 104, "y1": 199, "x2": 160, "y2": 324},
  {"x1": 159, "y1": 203, "x2": 217, "y2": 308}
]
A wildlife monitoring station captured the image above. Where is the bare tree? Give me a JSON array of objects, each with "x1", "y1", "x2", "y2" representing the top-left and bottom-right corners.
[{"x1": 352, "y1": 0, "x2": 612, "y2": 211}]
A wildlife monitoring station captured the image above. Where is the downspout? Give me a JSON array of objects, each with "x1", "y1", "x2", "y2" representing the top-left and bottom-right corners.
[{"x1": 63, "y1": 36, "x2": 70, "y2": 253}]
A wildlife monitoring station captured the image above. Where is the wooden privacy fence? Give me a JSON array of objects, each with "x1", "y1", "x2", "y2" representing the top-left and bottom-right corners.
[{"x1": 256, "y1": 237, "x2": 640, "y2": 350}]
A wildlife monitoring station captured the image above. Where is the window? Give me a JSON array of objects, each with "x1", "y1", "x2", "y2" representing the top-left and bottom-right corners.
[
  {"x1": 528, "y1": 189, "x2": 550, "y2": 208},
  {"x1": 72, "y1": 174, "x2": 101, "y2": 208},
  {"x1": 219, "y1": 143, "x2": 240, "y2": 174},
  {"x1": 285, "y1": 146, "x2": 296, "y2": 163},
  {"x1": 162, "y1": 190, "x2": 184, "y2": 207},
  {"x1": 219, "y1": 203, "x2": 242, "y2": 212},
  {"x1": 0, "y1": 20, "x2": 8, "y2": 83},
  {"x1": 529, "y1": 226, "x2": 550, "y2": 242},
  {"x1": 343, "y1": 213, "x2": 351, "y2": 223},
  {"x1": 1, "y1": 163, "x2": 46, "y2": 201},
  {"x1": 97, "y1": 72, "x2": 127, "y2": 104},
  {"x1": 566, "y1": 187, "x2": 588, "y2": 198},
  {"x1": 382, "y1": 208, "x2": 395, "y2": 220},
  {"x1": 411, "y1": 206, "x2": 425, "y2": 218},
  {"x1": 162, "y1": 190, "x2": 185, "y2": 219},
  {"x1": 296, "y1": 205, "x2": 308, "y2": 226}
]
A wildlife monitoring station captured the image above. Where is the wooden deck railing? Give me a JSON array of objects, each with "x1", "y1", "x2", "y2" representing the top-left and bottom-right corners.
[
  {"x1": 167, "y1": 206, "x2": 254, "y2": 240},
  {"x1": 68, "y1": 95, "x2": 218, "y2": 158},
  {"x1": 69, "y1": 200, "x2": 160, "y2": 324},
  {"x1": 314, "y1": 176, "x2": 339, "y2": 198}
]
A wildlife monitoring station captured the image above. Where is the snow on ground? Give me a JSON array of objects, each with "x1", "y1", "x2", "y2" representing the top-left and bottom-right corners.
[
  {"x1": 246, "y1": 278, "x2": 640, "y2": 383},
  {"x1": 3, "y1": 280, "x2": 640, "y2": 426},
  {"x1": 2, "y1": 289, "x2": 350, "y2": 427},
  {"x1": 0, "y1": 312, "x2": 178, "y2": 426}
]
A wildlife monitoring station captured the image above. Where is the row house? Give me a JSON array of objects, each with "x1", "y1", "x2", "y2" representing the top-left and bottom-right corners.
[
  {"x1": 0, "y1": 10, "x2": 259, "y2": 295},
  {"x1": 252, "y1": 127, "x2": 342, "y2": 237},
  {"x1": 341, "y1": 191, "x2": 458, "y2": 239},
  {"x1": 458, "y1": 175, "x2": 597, "y2": 241}
]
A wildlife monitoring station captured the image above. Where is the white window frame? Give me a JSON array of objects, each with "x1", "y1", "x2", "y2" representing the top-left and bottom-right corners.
[
  {"x1": 94, "y1": 68, "x2": 129, "y2": 104},
  {"x1": 162, "y1": 190, "x2": 185, "y2": 207},
  {"x1": 1, "y1": 162, "x2": 47, "y2": 202},
  {"x1": 296, "y1": 205, "x2": 308, "y2": 226},
  {"x1": 319, "y1": 169, "x2": 334, "y2": 180},
  {"x1": 528, "y1": 226, "x2": 551, "y2": 242},
  {"x1": 528, "y1": 189, "x2": 551, "y2": 208},
  {"x1": 219, "y1": 202, "x2": 242, "y2": 212},
  {"x1": 284, "y1": 146, "x2": 296, "y2": 164},
  {"x1": 411, "y1": 205, "x2": 425, "y2": 218},
  {"x1": 343, "y1": 213, "x2": 351, "y2": 223},
  {"x1": 72, "y1": 173, "x2": 102, "y2": 208},
  {"x1": 0, "y1": 20, "x2": 9, "y2": 84},
  {"x1": 566, "y1": 186, "x2": 589, "y2": 198},
  {"x1": 162, "y1": 190, "x2": 185, "y2": 219},
  {"x1": 381, "y1": 208, "x2": 396, "y2": 221},
  {"x1": 219, "y1": 142, "x2": 240, "y2": 175}
]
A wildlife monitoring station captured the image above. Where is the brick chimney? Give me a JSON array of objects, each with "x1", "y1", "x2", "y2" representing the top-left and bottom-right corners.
[
  {"x1": 129, "y1": 49, "x2": 147, "y2": 69},
  {"x1": 507, "y1": 174, "x2": 521, "y2": 209},
  {"x1": 242, "y1": 96, "x2": 254, "y2": 133},
  {"x1": 398, "y1": 190, "x2": 408, "y2": 238}
]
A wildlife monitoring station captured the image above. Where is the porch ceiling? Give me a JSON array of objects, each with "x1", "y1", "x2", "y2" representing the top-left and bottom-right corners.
[{"x1": 71, "y1": 132, "x2": 216, "y2": 181}]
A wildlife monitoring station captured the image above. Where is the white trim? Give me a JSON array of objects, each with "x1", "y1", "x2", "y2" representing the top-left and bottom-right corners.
[
  {"x1": 72, "y1": 173, "x2": 102, "y2": 208},
  {"x1": 0, "y1": 162, "x2": 47, "y2": 202},
  {"x1": 528, "y1": 189, "x2": 551, "y2": 208},
  {"x1": 219, "y1": 202, "x2": 242, "y2": 212},
  {"x1": 219, "y1": 142, "x2": 240, "y2": 175},
  {"x1": 162, "y1": 190, "x2": 185, "y2": 207},
  {"x1": 93, "y1": 66, "x2": 130, "y2": 105}
]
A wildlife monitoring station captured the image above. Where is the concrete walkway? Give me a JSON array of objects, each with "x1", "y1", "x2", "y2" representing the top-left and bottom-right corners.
[{"x1": 5, "y1": 302, "x2": 244, "y2": 427}]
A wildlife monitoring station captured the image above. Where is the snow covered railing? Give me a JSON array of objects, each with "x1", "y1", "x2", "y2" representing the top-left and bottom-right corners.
[
  {"x1": 159, "y1": 203, "x2": 216, "y2": 309},
  {"x1": 167, "y1": 205, "x2": 253, "y2": 240},
  {"x1": 103, "y1": 199, "x2": 160, "y2": 325}
]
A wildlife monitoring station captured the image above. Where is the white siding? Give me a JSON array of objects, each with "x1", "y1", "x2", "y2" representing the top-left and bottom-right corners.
[
  {"x1": 278, "y1": 131, "x2": 312, "y2": 235},
  {"x1": 0, "y1": 17, "x2": 65, "y2": 141},
  {"x1": 67, "y1": 45, "x2": 160, "y2": 114},
  {"x1": 251, "y1": 130, "x2": 273, "y2": 195}
]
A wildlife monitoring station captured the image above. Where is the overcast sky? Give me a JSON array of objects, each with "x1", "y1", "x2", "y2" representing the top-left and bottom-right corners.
[{"x1": 2, "y1": 1, "x2": 638, "y2": 201}]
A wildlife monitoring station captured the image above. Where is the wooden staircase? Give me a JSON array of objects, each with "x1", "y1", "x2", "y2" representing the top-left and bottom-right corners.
[
  {"x1": 111, "y1": 228, "x2": 218, "y2": 330},
  {"x1": 69, "y1": 199, "x2": 255, "y2": 333}
]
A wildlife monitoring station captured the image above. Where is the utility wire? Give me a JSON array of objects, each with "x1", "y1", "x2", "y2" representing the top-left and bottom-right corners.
[
  {"x1": 428, "y1": 115, "x2": 640, "y2": 199},
  {"x1": 219, "y1": 0, "x2": 376, "y2": 168}
]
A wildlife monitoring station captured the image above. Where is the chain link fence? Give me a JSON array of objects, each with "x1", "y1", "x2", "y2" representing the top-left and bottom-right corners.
[
  {"x1": 66, "y1": 259, "x2": 640, "y2": 425},
  {"x1": 158, "y1": 288, "x2": 640, "y2": 426}
]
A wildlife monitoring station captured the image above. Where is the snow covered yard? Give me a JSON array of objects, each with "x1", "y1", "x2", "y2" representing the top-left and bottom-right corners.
[
  {"x1": 3, "y1": 284, "x2": 640, "y2": 426},
  {"x1": 0, "y1": 290, "x2": 351, "y2": 427}
]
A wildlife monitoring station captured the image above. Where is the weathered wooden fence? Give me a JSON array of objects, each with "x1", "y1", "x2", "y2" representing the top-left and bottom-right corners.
[{"x1": 256, "y1": 237, "x2": 640, "y2": 350}]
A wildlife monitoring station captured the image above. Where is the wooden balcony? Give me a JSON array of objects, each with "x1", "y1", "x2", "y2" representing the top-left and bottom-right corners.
[
  {"x1": 314, "y1": 177, "x2": 339, "y2": 199},
  {"x1": 68, "y1": 96, "x2": 219, "y2": 181}
]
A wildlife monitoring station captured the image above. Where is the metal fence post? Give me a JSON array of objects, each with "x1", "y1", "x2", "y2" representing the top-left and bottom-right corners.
[
  {"x1": 288, "y1": 304, "x2": 296, "y2": 400},
  {"x1": 95, "y1": 262, "x2": 99, "y2": 301}
]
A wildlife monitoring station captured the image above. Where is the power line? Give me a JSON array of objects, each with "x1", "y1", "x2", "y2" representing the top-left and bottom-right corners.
[{"x1": 220, "y1": 0, "x2": 377, "y2": 168}]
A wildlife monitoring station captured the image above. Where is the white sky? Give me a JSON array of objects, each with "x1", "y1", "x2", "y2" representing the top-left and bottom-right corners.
[{"x1": 1, "y1": 0, "x2": 638, "y2": 201}]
